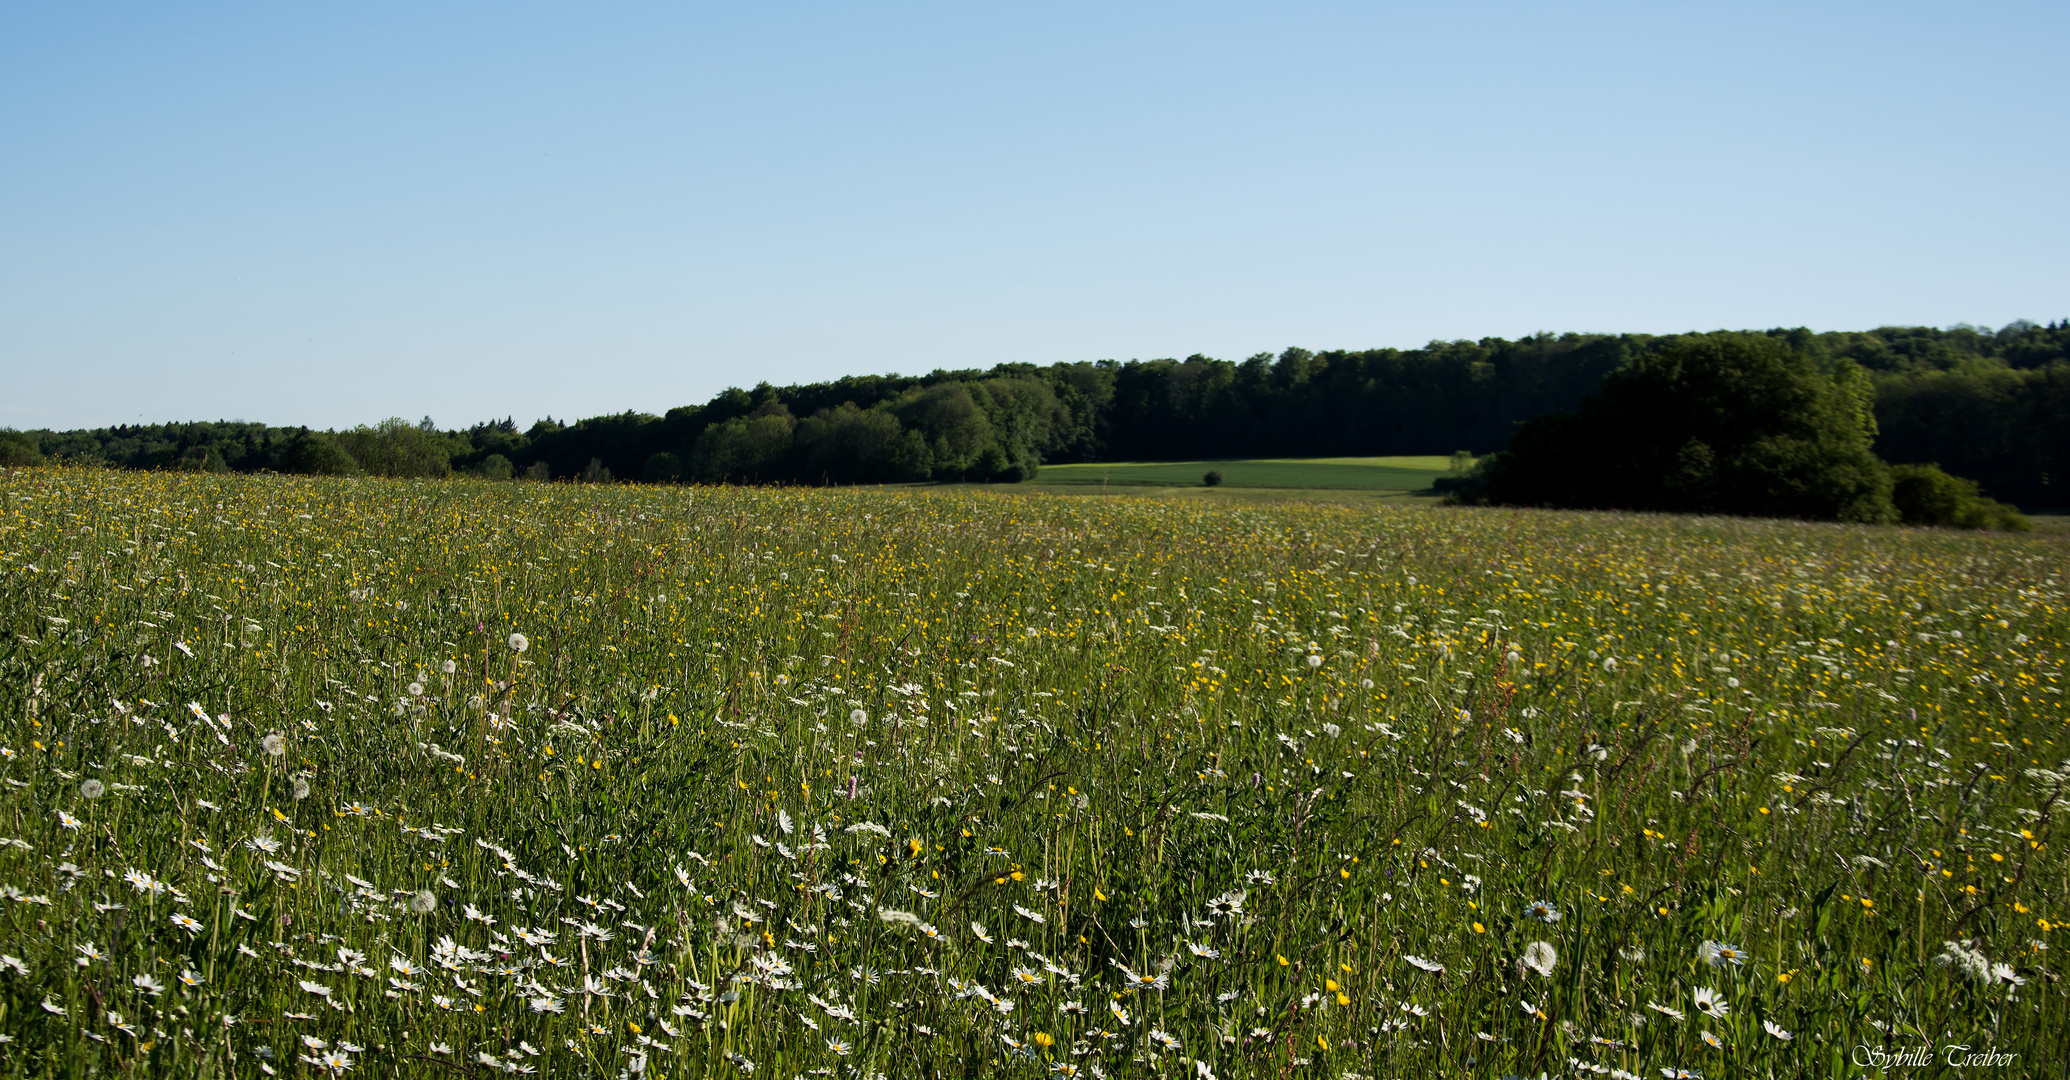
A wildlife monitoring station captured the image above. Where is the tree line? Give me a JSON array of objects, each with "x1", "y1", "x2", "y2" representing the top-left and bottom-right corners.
[
  {"x1": 1461, "y1": 331, "x2": 2033, "y2": 529},
  {"x1": 2, "y1": 320, "x2": 2064, "y2": 505}
]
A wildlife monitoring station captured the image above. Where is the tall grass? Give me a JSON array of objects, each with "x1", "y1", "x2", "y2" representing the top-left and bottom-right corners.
[{"x1": 0, "y1": 467, "x2": 2061, "y2": 1078}]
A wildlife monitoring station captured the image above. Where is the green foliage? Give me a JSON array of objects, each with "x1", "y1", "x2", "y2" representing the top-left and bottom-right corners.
[
  {"x1": 276, "y1": 430, "x2": 362, "y2": 476},
  {"x1": 333, "y1": 418, "x2": 457, "y2": 478},
  {"x1": 1481, "y1": 333, "x2": 1897, "y2": 522},
  {"x1": 793, "y1": 403, "x2": 925, "y2": 484},
  {"x1": 0, "y1": 429, "x2": 45, "y2": 467},
  {"x1": 473, "y1": 453, "x2": 515, "y2": 480},
  {"x1": 1890, "y1": 463, "x2": 2031, "y2": 531},
  {"x1": 688, "y1": 407, "x2": 796, "y2": 482},
  {"x1": 640, "y1": 451, "x2": 682, "y2": 483},
  {"x1": 1203, "y1": 469, "x2": 1223, "y2": 487}
]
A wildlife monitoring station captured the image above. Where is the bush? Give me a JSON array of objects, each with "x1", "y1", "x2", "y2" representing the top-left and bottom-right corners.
[
  {"x1": 580, "y1": 458, "x2": 613, "y2": 484},
  {"x1": 524, "y1": 461, "x2": 551, "y2": 481},
  {"x1": 278, "y1": 431, "x2": 362, "y2": 476},
  {"x1": 1890, "y1": 463, "x2": 2030, "y2": 531},
  {"x1": 474, "y1": 453, "x2": 514, "y2": 481},
  {"x1": 641, "y1": 452, "x2": 682, "y2": 483},
  {"x1": 334, "y1": 418, "x2": 453, "y2": 478},
  {"x1": 1203, "y1": 470, "x2": 1223, "y2": 487},
  {"x1": 0, "y1": 430, "x2": 43, "y2": 467}
]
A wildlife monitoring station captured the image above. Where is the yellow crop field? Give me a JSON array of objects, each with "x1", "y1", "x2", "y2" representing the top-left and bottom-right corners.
[{"x1": 0, "y1": 467, "x2": 2062, "y2": 1077}]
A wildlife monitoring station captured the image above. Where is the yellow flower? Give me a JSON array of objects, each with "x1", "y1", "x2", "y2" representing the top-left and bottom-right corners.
[
  {"x1": 1032, "y1": 1032, "x2": 1055, "y2": 1048},
  {"x1": 1472, "y1": 922, "x2": 1485, "y2": 934}
]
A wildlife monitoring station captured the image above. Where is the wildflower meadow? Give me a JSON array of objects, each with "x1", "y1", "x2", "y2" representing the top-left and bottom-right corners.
[{"x1": 0, "y1": 468, "x2": 2063, "y2": 1078}]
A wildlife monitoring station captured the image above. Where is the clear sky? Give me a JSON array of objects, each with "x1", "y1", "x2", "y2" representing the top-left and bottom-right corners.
[{"x1": 3, "y1": 2, "x2": 2064, "y2": 432}]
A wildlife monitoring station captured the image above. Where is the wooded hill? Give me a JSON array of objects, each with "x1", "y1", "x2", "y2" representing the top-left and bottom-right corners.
[{"x1": 3, "y1": 320, "x2": 2065, "y2": 504}]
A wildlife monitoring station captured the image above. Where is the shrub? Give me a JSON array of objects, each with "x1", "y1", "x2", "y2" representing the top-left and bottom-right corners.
[
  {"x1": 334, "y1": 418, "x2": 453, "y2": 478},
  {"x1": 1891, "y1": 463, "x2": 2031, "y2": 531},
  {"x1": 641, "y1": 452, "x2": 682, "y2": 483},
  {"x1": 1203, "y1": 470, "x2": 1223, "y2": 487},
  {"x1": 474, "y1": 453, "x2": 515, "y2": 481},
  {"x1": 278, "y1": 431, "x2": 362, "y2": 476},
  {"x1": 0, "y1": 430, "x2": 43, "y2": 467}
]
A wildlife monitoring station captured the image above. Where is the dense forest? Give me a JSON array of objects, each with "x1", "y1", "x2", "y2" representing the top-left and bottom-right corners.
[{"x1": 2, "y1": 320, "x2": 2065, "y2": 504}]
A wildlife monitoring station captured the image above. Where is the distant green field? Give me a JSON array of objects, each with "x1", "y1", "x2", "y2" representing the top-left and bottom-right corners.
[{"x1": 1032, "y1": 455, "x2": 1463, "y2": 490}]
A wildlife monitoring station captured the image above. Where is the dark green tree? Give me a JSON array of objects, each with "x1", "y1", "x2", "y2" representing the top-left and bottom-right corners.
[
  {"x1": 277, "y1": 431, "x2": 362, "y2": 476},
  {"x1": 1479, "y1": 332, "x2": 1896, "y2": 522},
  {"x1": 0, "y1": 430, "x2": 43, "y2": 466}
]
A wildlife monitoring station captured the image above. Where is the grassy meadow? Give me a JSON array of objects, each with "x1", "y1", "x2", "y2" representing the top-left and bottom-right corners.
[
  {"x1": 0, "y1": 467, "x2": 2064, "y2": 1078},
  {"x1": 1025, "y1": 458, "x2": 1459, "y2": 493}
]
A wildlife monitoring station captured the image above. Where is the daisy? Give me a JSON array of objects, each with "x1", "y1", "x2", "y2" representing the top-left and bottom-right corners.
[
  {"x1": 970, "y1": 922, "x2": 994, "y2": 945},
  {"x1": 1646, "y1": 1001, "x2": 1686, "y2": 1021},
  {"x1": 1691, "y1": 986, "x2": 1728, "y2": 1019},
  {"x1": 132, "y1": 973, "x2": 166, "y2": 996},
  {"x1": 1700, "y1": 1029, "x2": 1723, "y2": 1048},
  {"x1": 1403, "y1": 954, "x2": 1445, "y2": 974},
  {"x1": 1763, "y1": 1020, "x2": 1793, "y2": 1041},
  {"x1": 170, "y1": 913, "x2": 203, "y2": 934},
  {"x1": 1521, "y1": 900, "x2": 1562, "y2": 924},
  {"x1": 1698, "y1": 940, "x2": 1746, "y2": 967}
]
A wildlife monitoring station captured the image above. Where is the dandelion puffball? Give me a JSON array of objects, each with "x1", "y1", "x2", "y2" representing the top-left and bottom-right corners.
[
  {"x1": 406, "y1": 682, "x2": 425, "y2": 698},
  {"x1": 849, "y1": 709, "x2": 868, "y2": 727},
  {"x1": 410, "y1": 890, "x2": 438, "y2": 914},
  {"x1": 1518, "y1": 941, "x2": 1558, "y2": 978},
  {"x1": 440, "y1": 660, "x2": 456, "y2": 675},
  {"x1": 261, "y1": 733, "x2": 287, "y2": 757},
  {"x1": 508, "y1": 633, "x2": 529, "y2": 654},
  {"x1": 79, "y1": 779, "x2": 106, "y2": 800},
  {"x1": 292, "y1": 778, "x2": 311, "y2": 801}
]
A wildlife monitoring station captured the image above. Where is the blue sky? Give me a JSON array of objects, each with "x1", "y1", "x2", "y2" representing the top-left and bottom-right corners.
[{"x1": 2, "y1": 2, "x2": 2063, "y2": 431}]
